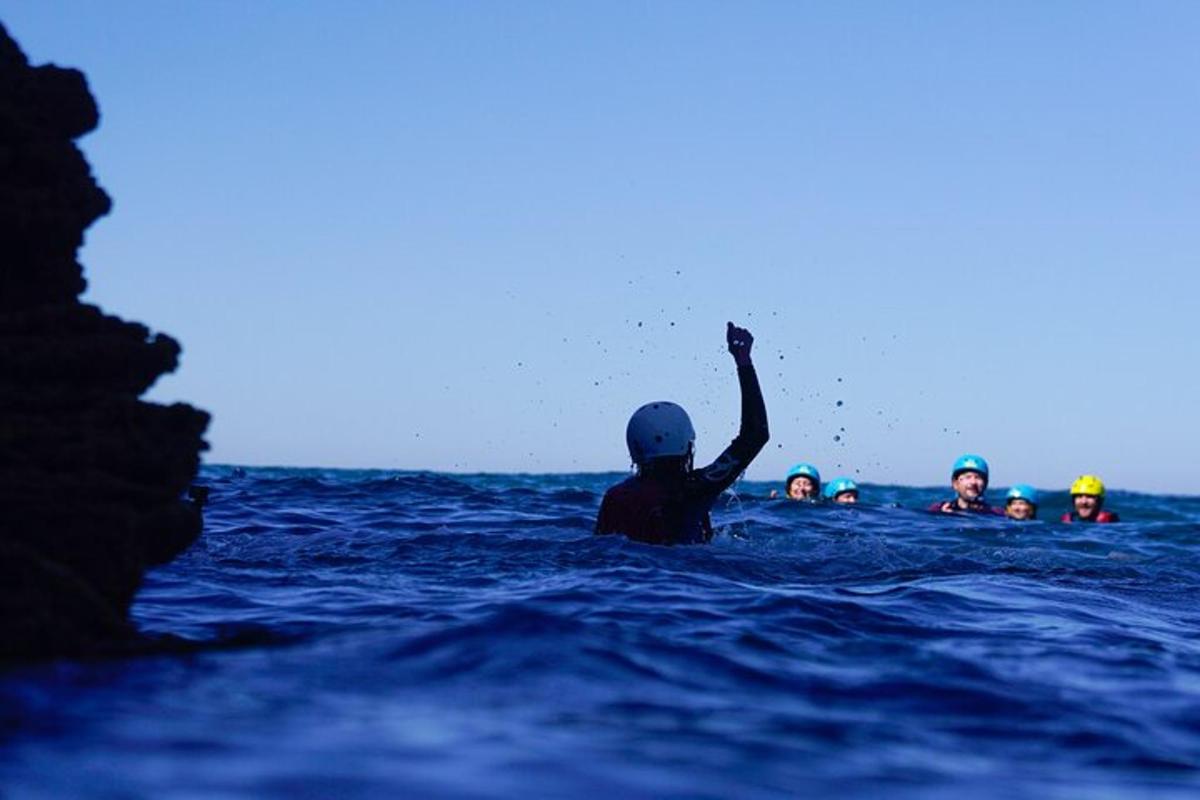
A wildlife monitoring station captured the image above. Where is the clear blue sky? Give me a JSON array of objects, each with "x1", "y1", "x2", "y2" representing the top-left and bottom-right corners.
[{"x1": 4, "y1": 2, "x2": 1198, "y2": 492}]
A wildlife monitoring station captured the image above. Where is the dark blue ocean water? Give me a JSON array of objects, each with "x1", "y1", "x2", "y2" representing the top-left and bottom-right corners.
[{"x1": 3, "y1": 467, "x2": 1200, "y2": 799}]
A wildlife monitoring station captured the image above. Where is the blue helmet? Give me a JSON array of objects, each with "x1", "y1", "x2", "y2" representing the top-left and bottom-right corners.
[
  {"x1": 1005, "y1": 484, "x2": 1039, "y2": 507},
  {"x1": 824, "y1": 477, "x2": 858, "y2": 500},
  {"x1": 785, "y1": 462, "x2": 821, "y2": 486},
  {"x1": 952, "y1": 454, "x2": 989, "y2": 484}
]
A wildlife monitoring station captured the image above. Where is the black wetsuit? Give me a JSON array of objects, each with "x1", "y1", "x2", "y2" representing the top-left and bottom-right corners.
[
  {"x1": 595, "y1": 364, "x2": 769, "y2": 545},
  {"x1": 928, "y1": 498, "x2": 1003, "y2": 516}
]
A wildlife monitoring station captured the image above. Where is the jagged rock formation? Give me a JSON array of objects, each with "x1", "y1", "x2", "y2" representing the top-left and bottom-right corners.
[{"x1": 0, "y1": 23, "x2": 210, "y2": 659}]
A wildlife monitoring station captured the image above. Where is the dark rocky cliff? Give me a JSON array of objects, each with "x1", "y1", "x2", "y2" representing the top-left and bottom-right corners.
[{"x1": 0, "y1": 23, "x2": 210, "y2": 659}]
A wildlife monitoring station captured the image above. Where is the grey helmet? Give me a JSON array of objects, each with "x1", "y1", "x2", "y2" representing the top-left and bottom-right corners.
[{"x1": 625, "y1": 401, "x2": 695, "y2": 465}]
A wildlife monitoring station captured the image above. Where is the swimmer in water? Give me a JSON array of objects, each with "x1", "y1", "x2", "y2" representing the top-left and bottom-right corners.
[
  {"x1": 1004, "y1": 484, "x2": 1039, "y2": 521},
  {"x1": 594, "y1": 322, "x2": 769, "y2": 545},
  {"x1": 1062, "y1": 475, "x2": 1120, "y2": 523},
  {"x1": 930, "y1": 454, "x2": 1000, "y2": 515},
  {"x1": 781, "y1": 462, "x2": 821, "y2": 501},
  {"x1": 824, "y1": 477, "x2": 859, "y2": 504}
]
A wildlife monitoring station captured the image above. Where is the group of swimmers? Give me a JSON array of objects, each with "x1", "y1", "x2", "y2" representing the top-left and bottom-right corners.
[
  {"x1": 595, "y1": 323, "x2": 1118, "y2": 546},
  {"x1": 779, "y1": 456, "x2": 1120, "y2": 523}
]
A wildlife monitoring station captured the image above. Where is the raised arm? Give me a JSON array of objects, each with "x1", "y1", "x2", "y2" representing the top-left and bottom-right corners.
[{"x1": 695, "y1": 322, "x2": 770, "y2": 494}]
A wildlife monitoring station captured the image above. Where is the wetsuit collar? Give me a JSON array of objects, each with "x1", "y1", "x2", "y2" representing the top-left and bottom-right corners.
[{"x1": 954, "y1": 496, "x2": 988, "y2": 512}]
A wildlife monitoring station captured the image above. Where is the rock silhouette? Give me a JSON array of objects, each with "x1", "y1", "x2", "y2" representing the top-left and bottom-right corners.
[{"x1": 1, "y1": 23, "x2": 210, "y2": 659}]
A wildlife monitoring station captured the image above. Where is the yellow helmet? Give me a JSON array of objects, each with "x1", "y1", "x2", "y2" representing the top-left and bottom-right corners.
[{"x1": 1070, "y1": 475, "x2": 1106, "y2": 498}]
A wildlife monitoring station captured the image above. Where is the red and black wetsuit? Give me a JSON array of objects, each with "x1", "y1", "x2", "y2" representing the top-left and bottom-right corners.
[
  {"x1": 595, "y1": 365, "x2": 769, "y2": 545},
  {"x1": 928, "y1": 498, "x2": 1003, "y2": 516},
  {"x1": 1060, "y1": 510, "x2": 1120, "y2": 523}
]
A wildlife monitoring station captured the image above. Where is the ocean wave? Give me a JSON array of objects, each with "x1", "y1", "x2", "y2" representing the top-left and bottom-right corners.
[{"x1": 2, "y1": 467, "x2": 1199, "y2": 798}]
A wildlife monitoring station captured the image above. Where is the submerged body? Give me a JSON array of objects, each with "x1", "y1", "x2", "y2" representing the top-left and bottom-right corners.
[
  {"x1": 930, "y1": 455, "x2": 1002, "y2": 516},
  {"x1": 825, "y1": 477, "x2": 859, "y2": 505},
  {"x1": 595, "y1": 365, "x2": 768, "y2": 544},
  {"x1": 784, "y1": 463, "x2": 821, "y2": 501},
  {"x1": 1062, "y1": 509, "x2": 1121, "y2": 524},
  {"x1": 929, "y1": 497, "x2": 1002, "y2": 515},
  {"x1": 595, "y1": 324, "x2": 768, "y2": 545},
  {"x1": 1005, "y1": 484, "x2": 1039, "y2": 521},
  {"x1": 1063, "y1": 474, "x2": 1120, "y2": 523}
]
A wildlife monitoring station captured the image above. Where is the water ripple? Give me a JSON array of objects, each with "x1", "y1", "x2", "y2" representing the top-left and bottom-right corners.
[{"x1": 1, "y1": 468, "x2": 1199, "y2": 798}]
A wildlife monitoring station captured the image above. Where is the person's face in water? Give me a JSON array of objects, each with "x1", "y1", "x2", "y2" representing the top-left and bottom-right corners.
[
  {"x1": 1073, "y1": 494, "x2": 1100, "y2": 520},
  {"x1": 787, "y1": 476, "x2": 818, "y2": 500},
  {"x1": 1006, "y1": 499, "x2": 1035, "y2": 520},
  {"x1": 953, "y1": 470, "x2": 986, "y2": 502},
  {"x1": 833, "y1": 491, "x2": 858, "y2": 505}
]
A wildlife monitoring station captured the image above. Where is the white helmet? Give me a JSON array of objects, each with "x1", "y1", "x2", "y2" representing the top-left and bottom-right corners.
[{"x1": 626, "y1": 401, "x2": 695, "y2": 465}]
